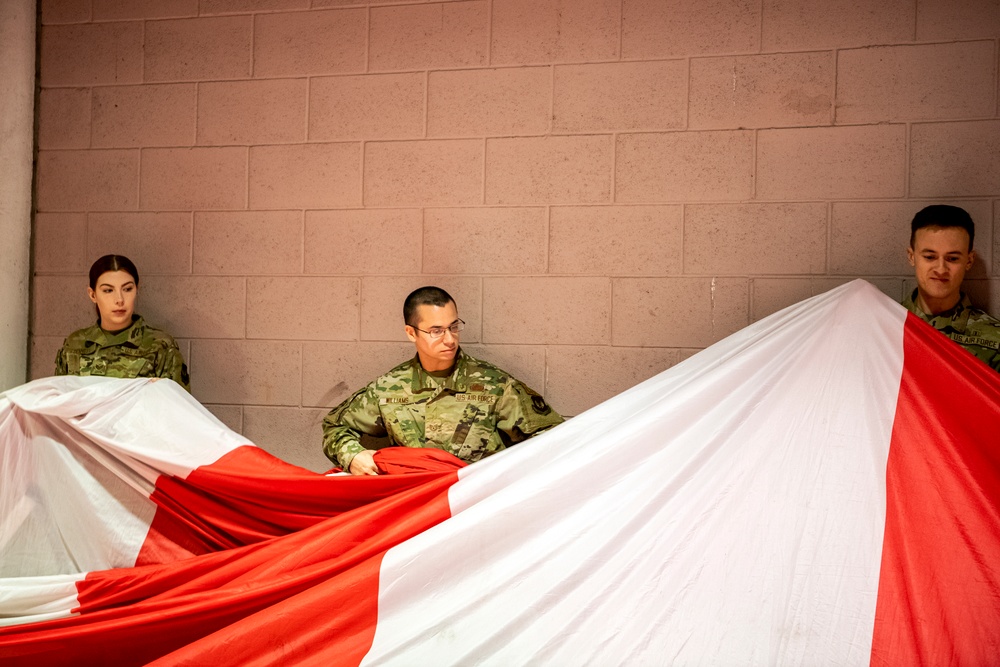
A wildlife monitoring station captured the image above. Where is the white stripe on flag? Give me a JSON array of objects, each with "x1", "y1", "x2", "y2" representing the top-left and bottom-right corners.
[
  {"x1": 0, "y1": 574, "x2": 84, "y2": 627},
  {"x1": 363, "y1": 280, "x2": 907, "y2": 665}
]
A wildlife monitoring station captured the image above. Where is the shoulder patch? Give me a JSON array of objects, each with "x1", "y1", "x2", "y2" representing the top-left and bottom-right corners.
[{"x1": 530, "y1": 394, "x2": 552, "y2": 415}]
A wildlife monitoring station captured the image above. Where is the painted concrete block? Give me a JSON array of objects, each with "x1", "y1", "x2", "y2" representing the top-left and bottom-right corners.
[
  {"x1": 554, "y1": 60, "x2": 687, "y2": 133},
  {"x1": 93, "y1": 0, "x2": 198, "y2": 20},
  {"x1": 38, "y1": 88, "x2": 90, "y2": 149},
  {"x1": 141, "y1": 147, "x2": 247, "y2": 210},
  {"x1": 42, "y1": 0, "x2": 91, "y2": 24},
  {"x1": 305, "y1": 209, "x2": 423, "y2": 275},
  {"x1": 622, "y1": 0, "x2": 759, "y2": 58},
  {"x1": 246, "y1": 277, "x2": 359, "y2": 340},
  {"x1": 690, "y1": 52, "x2": 833, "y2": 130},
  {"x1": 616, "y1": 131, "x2": 753, "y2": 203},
  {"x1": 684, "y1": 203, "x2": 828, "y2": 275},
  {"x1": 31, "y1": 336, "x2": 66, "y2": 380},
  {"x1": 145, "y1": 16, "x2": 252, "y2": 81},
  {"x1": 41, "y1": 22, "x2": 143, "y2": 86},
  {"x1": 428, "y1": 67, "x2": 550, "y2": 137},
  {"x1": 89, "y1": 212, "x2": 194, "y2": 275},
  {"x1": 242, "y1": 406, "x2": 330, "y2": 473},
  {"x1": 370, "y1": 2, "x2": 488, "y2": 71},
  {"x1": 548, "y1": 205, "x2": 683, "y2": 276},
  {"x1": 254, "y1": 9, "x2": 365, "y2": 77},
  {"x1": 762, "y1": 0, "x2": 914, "y2": 50},
  {"x1": 757, "y1": 125, "x2": 906, "y2": 200},
  {"x1": 310, "y1": 73, "x2": 424, "y2": 141},
  {"x1": 193, "y1": 211, "x2": 302, "y2": 275},
  {"x1": 916, "y1": 0, "x2": 1000, "y2": 40},
  {"x1": 250, "y1": 143, "x2": 361, "y2": 209},
  {"x1": 33, "y1": 213, "x2": 89, "y2": 274},
  {"x1": 612, "y1": 277, "x2": 748, "y2": 347},
  {"x1": 190, "y1": 339, "x2": 301, "y2": 405},
  {"x1": 198, "y1": 79, "x2": 307, "y2": 145},
  {"x1": 486, "y1": 135, "x2": 613, "y2": 204},
  {"x1": 201, "y1": 0, "x2": 309, "y2": 14},
  {"x1": 546, "y1": 345, "x2": 680, "y2": 416},
  {"x1": 910, "y1": 120, "x2": 1000, "y2": 197},
  {"x1": 32, "y1": 275, "x2": 95, "y2": 337},
  {"x1": 492, "y1": 0, "x2": 619, "y2": 64},
  {"x1": 92, "y1": 84, "x2": 197, "y2": 147},
  {"x1": 837, "y1": 42, "x2": 995, "y2": 123},
  {"x1": 139, "y1": 276, "x2": 246, "y2": 339},
  {"x1": 37, "y1": 149, "x2": 139, "y2": 212},
  {"x1": 364, "y1": 140, "x2": 483, "y2": 206},
  {"x1": 482, "y1": 277, "x2": 610, "y2": 344},
  {"x1": 424, "y1": 207, "x2": 548, "y2": 274}
]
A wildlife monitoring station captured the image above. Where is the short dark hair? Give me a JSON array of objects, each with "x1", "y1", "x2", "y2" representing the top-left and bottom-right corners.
[
  {"x1": 910, "y1": 205, "x2": 975, "y2": 251},
  {"x1": 403, "y1": 286, "x2": 455, "y2": 327},
  {"x1": 89, "y1": 254, "x2": 139, "y2": 290}
]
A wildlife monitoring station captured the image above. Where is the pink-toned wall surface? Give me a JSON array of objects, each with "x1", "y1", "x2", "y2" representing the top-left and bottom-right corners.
[{"x1": 32, "y1": 0, "x2": 1000, "y2": 471}]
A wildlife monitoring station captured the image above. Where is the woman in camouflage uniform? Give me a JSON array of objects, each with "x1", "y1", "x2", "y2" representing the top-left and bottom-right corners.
[{"x1": 54, "y1": 255, "x2": 190, "y2": 391}]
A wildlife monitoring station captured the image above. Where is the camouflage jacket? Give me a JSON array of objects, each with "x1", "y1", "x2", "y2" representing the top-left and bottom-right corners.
[
  {"x1": 54, "y1": 315, "x2": 191, "y2": 391},
  {"x1": 322, "y1": 349, "x2": 563, "y2": 470},
  {"x1": 903, "y1": 290, "x2": 1000, "y2": 372}
]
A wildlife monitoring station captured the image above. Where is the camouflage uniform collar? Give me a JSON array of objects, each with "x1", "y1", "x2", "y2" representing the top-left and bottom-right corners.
[
  {"x1": 86, "y1": 315, "x2": 146, "y2": 348},
  {"x1": 903, "y1": 289, "x2": 972, "y2": 332},
  {"x1": 409, "y1": 348, "x2": 470, "y2": 394},
  {"x1": 903, "y1": 288, "x2": 970, "y2": 318}
]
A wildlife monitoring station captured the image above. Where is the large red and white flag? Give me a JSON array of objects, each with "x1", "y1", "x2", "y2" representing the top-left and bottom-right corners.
[{"x1": 1, "y1": 280, "x2": 998, "y2": 665}]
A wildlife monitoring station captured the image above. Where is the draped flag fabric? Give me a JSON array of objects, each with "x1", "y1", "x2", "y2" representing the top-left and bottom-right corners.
[{"x1": 1, "y1": 279, "x2": 998, "y2": 665}]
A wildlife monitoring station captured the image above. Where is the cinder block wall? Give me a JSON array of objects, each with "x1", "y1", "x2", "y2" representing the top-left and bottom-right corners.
[{"x1": 32, "y1": 0, "x2": 1000, "y2": 471}]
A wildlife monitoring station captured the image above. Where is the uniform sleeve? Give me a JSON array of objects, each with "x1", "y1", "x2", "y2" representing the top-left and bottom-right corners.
[
  {"x1": 156, "y1": 342, "x2": 191, "y2": 392},
  {"x1": 322, "y1": 383, "x2": 387, "y2": 470},
  {"x1": 495, "y1": 379, "x2": 564, "y2": 444},
  {"x1": 54, "y1": 342, "x2": 69, "y2": 376}
]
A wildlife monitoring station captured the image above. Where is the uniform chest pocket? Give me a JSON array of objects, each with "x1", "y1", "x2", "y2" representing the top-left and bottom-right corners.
[
  {"x1": 84, "y1": 349, "x2": 152, "y2": 378},
  {"x1": 450, "y1": 400, "x2": 498, "y2": 450},
  {"x1": 115, "y1": 351, "x2": 153, "y2": 378},
  {"x1": 63, "y1": 350, "x2": 87, "y2": 375},
  {"x1": 383, "y1": 403, "x2": 426, "y2": 447}
]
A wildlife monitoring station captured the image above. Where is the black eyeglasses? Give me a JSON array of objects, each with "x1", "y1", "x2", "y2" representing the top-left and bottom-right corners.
[{"x1": 412, "y1": 319, "x2": 465, "y2": 339}]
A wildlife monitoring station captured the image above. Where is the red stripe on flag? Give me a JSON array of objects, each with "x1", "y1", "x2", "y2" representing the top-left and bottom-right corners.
[
  {"x1": 871, "y1": 314, "x2": 1000, "y2": 665},
  {"x1": 137, "y1": 445, "x2": 464, "y2": 565},
  {"x1": 0, "y1": 449, "x2": 462, "y2": 666}
]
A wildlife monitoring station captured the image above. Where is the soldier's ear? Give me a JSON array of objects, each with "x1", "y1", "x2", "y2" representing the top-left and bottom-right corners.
[
  {"x1": 88, "y1": 287, "x2": 98, "y2": 304},
  {"x1": 906, "y1": 246, "x2": 915, "y2": 267},
  {"x1": 967, "y1": 249, "x2": 976, "y2": 270},
  {"x1": 404, "y1": 325, "x2": 418, "y2": 344}
]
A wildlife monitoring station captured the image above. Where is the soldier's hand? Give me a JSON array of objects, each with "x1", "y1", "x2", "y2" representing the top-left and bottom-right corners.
[{"x1": 349, "y1": 449, "x2": 379, "y2": 476}]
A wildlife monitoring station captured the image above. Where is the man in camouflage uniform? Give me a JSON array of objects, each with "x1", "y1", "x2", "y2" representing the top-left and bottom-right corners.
[
  {"x1": 322, "y1": 286, "x2": 563, "y2": 475},
  {"x1": 903, "y1": 204, "x2": 1000, "y2": 371},
  {"x1": 55, "y1": 316, "x2": 191, "y2": 390}
]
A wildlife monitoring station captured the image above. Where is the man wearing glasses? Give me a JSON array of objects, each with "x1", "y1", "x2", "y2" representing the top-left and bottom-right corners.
[{"x1": 322, "y1": 286, "x2": 564, "y2": 475}]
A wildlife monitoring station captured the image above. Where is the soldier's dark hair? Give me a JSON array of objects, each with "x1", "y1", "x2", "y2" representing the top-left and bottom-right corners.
[
  {"x1": 403, "y1": 286, "x2": 455, "y2": 327},
  {"x1": 88, "y1": 255, "x2": 140, "y2": 321},
  {"x1": 89, "y1": 254, "x2": 139, "y2": 289},
  {"x1": 910, "y1": 205, "x2": 975, "y2": 251}
]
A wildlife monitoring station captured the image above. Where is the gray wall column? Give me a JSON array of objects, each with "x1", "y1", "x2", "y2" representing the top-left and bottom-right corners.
[{"x1": 0, "y1": 0, "x2": 36, "y2": 391}]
